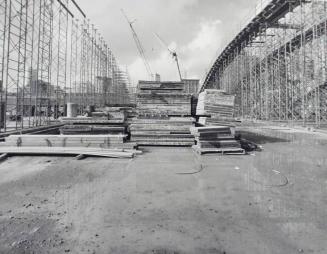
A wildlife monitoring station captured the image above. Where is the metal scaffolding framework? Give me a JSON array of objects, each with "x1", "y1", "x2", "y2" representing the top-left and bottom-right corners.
[
  {"x1": 202, "y1": 0, "x2": 327, "y2": 128},
  {"x1": 0, "y1": 0, "x2": 132, "y2": 133}
]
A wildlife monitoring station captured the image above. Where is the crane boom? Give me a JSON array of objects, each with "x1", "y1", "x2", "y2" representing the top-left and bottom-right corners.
[
  {"x1": 154, "y1": 33, "x2": 182, "y2": 81},
  {"x1": 121, "y1": 9, "x2": 153, "y2": 80}
]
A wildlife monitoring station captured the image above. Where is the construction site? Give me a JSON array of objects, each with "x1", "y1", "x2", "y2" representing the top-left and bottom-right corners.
[{"x1": 0, "y1": 0, "x2": 326, "y2": 253}]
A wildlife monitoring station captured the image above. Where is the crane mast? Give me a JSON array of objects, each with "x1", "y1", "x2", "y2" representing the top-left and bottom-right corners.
[
  {"x1": 121, "y1": 9, "x2": 153, "y2": 80},
  {"x1": 154, "y1": 33, "x2": 183, "y2": 81}
]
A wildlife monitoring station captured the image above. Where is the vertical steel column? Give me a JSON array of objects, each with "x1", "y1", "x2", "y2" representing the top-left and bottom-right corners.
[{"x1": 0, "y1": 0, "x2": 8, "y2": 132}]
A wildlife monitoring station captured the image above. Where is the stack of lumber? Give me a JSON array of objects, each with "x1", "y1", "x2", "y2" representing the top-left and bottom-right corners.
[
  {"x1": 1, "y1": 134, "x2": 136, "y2": 149},
  {"x1": 60, "y1": 109, "x2": 126, "y2": 124},
  {"x1": 60, "y1": 109, "x2": 128, "y2": 135},
  {"x1": 137, "y1": 81, "x2": 192, "y2": 116},
  {"x1": 132, "y1": 81, "x2": 194, "y2": 146},
  {"x1": 129, "y1": 117, "x2": 195, "y2": 146},
  {"x1": 191, "y1": 126, "x2": 245, "y2": 155},
  {"x1": 196, "y1": 89, "x2": 237, "y2": 126}
]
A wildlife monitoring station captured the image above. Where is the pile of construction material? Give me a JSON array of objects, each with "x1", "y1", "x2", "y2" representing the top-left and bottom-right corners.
[
  {"x1": 191, "y1": 126, "x2": 244, "y2": 155},
  {"x1": 130, "y1": 81, "x2": 195, "y2": 146},
  {"x1": 129, "y1": 117, "x2": 195, "y2": 146},
  {"x1": 137, "y1": 81, "x2": 192, "y2": 116},
  {"x1": 197, "y1": 89, "x2": 237, "y2": 126},
  {"x1": 60, "y1": 110, "x2": 126, "y2": 125},
  {"x1": 59, "y1": 109, "x2": 127, "y2": 135}
]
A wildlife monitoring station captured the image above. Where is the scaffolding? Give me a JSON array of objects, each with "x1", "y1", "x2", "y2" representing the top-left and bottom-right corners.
[
  {"x1": 0, "y1": 0, "x2": 132, "y2": 133},
  {"x1": 203, "y1": 0, "x2": 327, "y2": 128}
]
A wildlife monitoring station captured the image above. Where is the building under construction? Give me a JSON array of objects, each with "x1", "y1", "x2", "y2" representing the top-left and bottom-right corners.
[{"x1": 0, "y1": 0, "x2": 326, "y2": 253}]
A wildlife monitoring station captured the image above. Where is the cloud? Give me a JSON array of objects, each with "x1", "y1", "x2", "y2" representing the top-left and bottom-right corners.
[
  {"x1": 76, "y1": 0, "x2": 258, "y2": 85},
  {"x1": 180, "y1": 19, "x2": 222, "y2": 81},
  {"x1": 186, "y1": 19, "x2": 222, "y2": 51}
]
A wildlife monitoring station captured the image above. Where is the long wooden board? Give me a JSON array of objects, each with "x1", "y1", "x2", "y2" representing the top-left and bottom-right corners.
[
  {"x1": 0, "y1": 147, "x2": 136, "y2": 158},
  {"x1": 3, "y1": 135, "x2": 130, "y2": 148},
  {"x1": 192, "y1": 145, "x2": 245, "y2": 155}
]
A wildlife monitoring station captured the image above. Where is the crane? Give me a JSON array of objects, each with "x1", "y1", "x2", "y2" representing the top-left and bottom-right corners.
[
  {"x1": 121, "y1": 9, "x2": 153, "y2": 80},
  {"x1": 154, "y1": 32, "x2": 183, "y2": 81}
]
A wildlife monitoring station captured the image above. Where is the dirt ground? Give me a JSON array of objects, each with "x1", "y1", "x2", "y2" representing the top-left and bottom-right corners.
[{"x1": 0, "y1": 128, "x2": 326, "y2": 254}]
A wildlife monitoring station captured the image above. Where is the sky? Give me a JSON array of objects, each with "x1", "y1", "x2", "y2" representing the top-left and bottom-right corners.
[{"x1": 76, "y1": 0, "x2": 258, "y2": 85}]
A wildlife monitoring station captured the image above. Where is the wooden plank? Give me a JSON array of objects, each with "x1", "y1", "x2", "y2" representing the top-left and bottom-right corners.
[
  {"x1": 2, "y1": 135, "x2": 136, "y2": 149},
  {"x1": 7, "y1": 134, "x2": 127, "y2": 139},
  {"x1": 0, "y1": 153, "x2": 9, "y2": 162},
  {"x1": 76, "y1": 154, "x2": 87, "y2": 160},
  {"x1": 0, "y1": 124, "x2": 64, "y2": 139},
  {"x1": 0, "y1": 147, "x2": 136, "y2": 158},
  {"x1": 192, "y1": 145, "x2": 245, "y2": 155},
  {"x1": 2, "y1": 142, "x2": 125, "y2": 147}
]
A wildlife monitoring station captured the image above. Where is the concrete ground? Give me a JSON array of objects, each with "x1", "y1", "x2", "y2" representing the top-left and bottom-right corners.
[{"x1": 0, "y1": 128, "x2": 326, "y2": 254}]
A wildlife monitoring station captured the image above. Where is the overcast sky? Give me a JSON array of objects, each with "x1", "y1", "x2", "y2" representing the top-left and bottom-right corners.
[{"x1": 76, "y1": 0, "x2": 258, "y2": 85}]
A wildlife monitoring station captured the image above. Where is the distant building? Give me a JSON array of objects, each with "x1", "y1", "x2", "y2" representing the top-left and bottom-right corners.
[{"x1": 155, "y1": 73, "x2": 161, "y2": 82}]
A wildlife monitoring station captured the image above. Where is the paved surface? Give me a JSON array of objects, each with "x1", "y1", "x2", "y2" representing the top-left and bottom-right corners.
[{"x1": 0, "y1": 129, "x2": 326, "y2": 254}]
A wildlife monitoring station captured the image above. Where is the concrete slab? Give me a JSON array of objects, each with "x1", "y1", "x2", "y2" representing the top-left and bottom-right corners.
[{"x1": 0, "y1": 129, "x2": 326, "y2": 253}]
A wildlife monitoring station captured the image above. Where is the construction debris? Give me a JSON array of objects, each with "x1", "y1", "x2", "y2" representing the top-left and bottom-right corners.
[{"x1": 191, "y1": 126, "x2": 244, "y2": 155}]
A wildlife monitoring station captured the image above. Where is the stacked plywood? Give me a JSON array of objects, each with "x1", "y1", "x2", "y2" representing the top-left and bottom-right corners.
[
  {"x1": 131, "y1": 81, "x2": 194, "y2": 146},
  {"x1": 191, "y1": 126, "x2": 244, "y2": 155},
  {"x1": 137, "y1": 81, "x2": 192, "y2": 116},
  {"x1": 130, "y1": 117, "x2": 195, "y2": 146},
  {"x1": 197, "y1": 89, "x2": 237, "y2": 126},
  {"x1": 60, "y1": 109, "x2": 127, "y2": 135},
  {"x1": 60, "y1": 110, "x2": 126, "y2": 124}
]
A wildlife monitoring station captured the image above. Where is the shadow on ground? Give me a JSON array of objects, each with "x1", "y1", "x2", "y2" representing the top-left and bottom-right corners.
[{"x1": 237, "y1": 131, "x2": 289, "y2": 144}]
